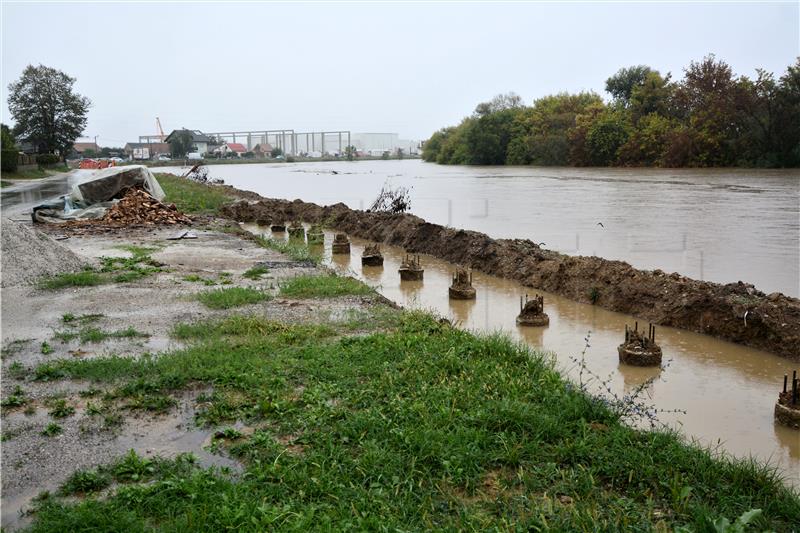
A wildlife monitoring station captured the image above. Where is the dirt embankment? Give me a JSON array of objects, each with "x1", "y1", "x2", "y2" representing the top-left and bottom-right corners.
[{"x1": 220, "y1": 198, "x2": 800, "y2": 360}]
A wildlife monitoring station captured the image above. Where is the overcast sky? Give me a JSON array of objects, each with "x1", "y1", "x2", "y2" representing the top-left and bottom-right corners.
[{"x1": 2, "y1": 1, "x2": 798, "y2": 146}]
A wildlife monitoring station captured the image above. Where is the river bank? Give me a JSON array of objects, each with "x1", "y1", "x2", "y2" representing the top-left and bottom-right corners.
[
  {"x1": 1, "y1": 175, "x2": 799, "y2": 530},
  {"x1": 221, "y1": 196, "x2": 800, "y2": 360}
]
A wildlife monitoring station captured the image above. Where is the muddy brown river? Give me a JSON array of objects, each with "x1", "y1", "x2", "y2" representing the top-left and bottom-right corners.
[{"x1": 158, "y1": 160, "x2": 800, "y2": 297}]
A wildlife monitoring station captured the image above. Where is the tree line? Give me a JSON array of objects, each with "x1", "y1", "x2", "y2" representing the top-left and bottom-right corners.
[{"x1": 422, "y1": 56, "x2": 800, "y2": 168}]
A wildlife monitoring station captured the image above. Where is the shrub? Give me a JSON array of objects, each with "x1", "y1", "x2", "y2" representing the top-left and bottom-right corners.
[
  {"x1": 1, "y1": 149, "x2": 18, "y2": 172},
  {"x1": 35, "y1": 153, "x2": 61, "y2": 166}
]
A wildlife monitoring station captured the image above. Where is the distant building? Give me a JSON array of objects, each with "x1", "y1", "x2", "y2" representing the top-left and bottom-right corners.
[
  {"x1": 252, "y1": 143, "x2": 273, "y2": 157},
  {"x1": 163, "y1": 129, "x2": 212, "y2": 155},
  {"x1": 124, "y1": 142, "x2": 171, "y2": 160},
  {"x1": 350, "y1": 133, "x2": 420, "y2": 155},
  {"x1": 72, "y1": 142, "x2": 99, "y2": 157},
  {"x1": 215, "y1": 142, "x2": 248, "y2": 157}
]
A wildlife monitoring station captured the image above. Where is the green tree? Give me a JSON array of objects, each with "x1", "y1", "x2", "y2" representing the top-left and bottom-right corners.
[
  {"x1": 618, "y1": 113, "x2": 680, "y2": 166},
  {"x1": 344, "y1": 145, "x2": 357, "y2": 161},
  {"x1": 585, "y1": 110, "x2": 630, "y2": 165},
  {"x1": 271, "y1": 147, "x2": 283, "y2": 158},
  {"x1": 7, "y1": 65, "x2": 91, "y2": 159},
  {"x1": 1, "y1": 123, "x2": 17, "y2": 150},
  {"x1": 671, "y1": 55, "x2": 744, "y2": 166},
  {"x1": 629, "y1": 71, "x2": 674, "y2": 121},
  {"x1": 606, "y1": 65, "x2": 653, "y2": 105},
  {"x1": 169, "y1": 131, "x2": 194, "y2": 158}
]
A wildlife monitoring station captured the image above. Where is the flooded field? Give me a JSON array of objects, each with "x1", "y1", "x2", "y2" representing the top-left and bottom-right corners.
[
  {"x1": 158, "y1": 160, "x2": 800, "y2": 297},
  {"x1": 244, "y1": 223, "x2": 799, "y2": 486}
]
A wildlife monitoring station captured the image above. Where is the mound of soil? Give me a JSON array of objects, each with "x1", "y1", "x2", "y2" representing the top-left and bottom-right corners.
[
  {"x1": 220, "y1": 198, "x2": 800, "y2": 360},
  {"x1": 1, "y1": 219, "x2": 89, "y2": 287}
]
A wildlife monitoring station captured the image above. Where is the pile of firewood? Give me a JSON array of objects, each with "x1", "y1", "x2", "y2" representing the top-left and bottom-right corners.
[{"x1": 101, "y1": 188, "x2": 192, "y2": 226}]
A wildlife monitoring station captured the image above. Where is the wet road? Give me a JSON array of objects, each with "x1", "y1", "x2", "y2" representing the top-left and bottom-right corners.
[{"x1": 0, "y1": 172, "x2": 74, "y2": 219}]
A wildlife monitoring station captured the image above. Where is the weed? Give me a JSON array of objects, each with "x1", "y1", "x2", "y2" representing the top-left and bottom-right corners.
[
  {"x1": 589, "y1": 286, "x2": 600, "y2": 304},
  {"x1": 48, "y1": 399, "x2": 75, "y2": 418},
  {"x1": 196, "y1": 287, "x2": 270, "y2": 309},
  {"x1": 183, "y1": 274, "x2": 216, "y2": 285},
  {"x1": 8, "y1": 361, "x2": 26, "y2": 379},
  {"x1": 40, "y1": 341, "x2": 54, "y2": 355},
  {"x1": 253, "y1": 235, "x2": 320, "y2": 264},
  {"x1": 280, "y1": 273, "x2": 374, "y2": 298},
  {"x1": 41, "y1": 423, "x2": 62, "y2": 437},
  {"x1": 243, "y1": 265, "x2": 270, "y2": 280},
  {"x1": 59, "y1": 469, "x2": 111, "y2": 495},
  {"x1": 37, "y1": 271, "x2": 103, "y2": 290},
  {"x1": 1, "y1": 338, "x2": 33, "y2": 358},
  {"x1": 54, "y1": 326, "x2": 149, "y2": 344},
  {"x1": 2, "y1": 386, "x2": 27, "y2": 408},
  {"x1": 79, "y1": 388, "x2": 102, "y2": 398}
]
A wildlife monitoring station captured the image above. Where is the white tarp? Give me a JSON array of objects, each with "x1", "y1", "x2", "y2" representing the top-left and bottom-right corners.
[{"x1": 32, "y1": 165, "x2": 165, "y2": 223}]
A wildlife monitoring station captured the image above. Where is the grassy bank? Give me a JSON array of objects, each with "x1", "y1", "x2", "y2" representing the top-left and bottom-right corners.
[
  {"x1": 156, "y1": 173, "x2": 235, "y2": 215},
  {"x1": 21, "y1": 276, "x2": 800, "y2": 531}
]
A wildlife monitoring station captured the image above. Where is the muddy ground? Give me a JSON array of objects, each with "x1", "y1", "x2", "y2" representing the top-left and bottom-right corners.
[
  {"x1": 220, "y1": 198, "x2": 800, "y2": 360},
  {"x1": 0, "y1": 221, "x2": 386, "y2": 530}
]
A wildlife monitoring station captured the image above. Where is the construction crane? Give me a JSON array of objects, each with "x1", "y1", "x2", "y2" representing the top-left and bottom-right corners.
[{"x1": 156, "y1": 117, "x2": 166, "y2": 141}]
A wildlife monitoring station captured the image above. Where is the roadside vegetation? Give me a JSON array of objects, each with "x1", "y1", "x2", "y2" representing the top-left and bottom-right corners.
[
  {"x1": 37, "y1": 247, "x2": 165, "y2": 290},
  {"x1": 157, "y1": 173, "x2": 234, "y2": 215},
  {"x1": 424, "y1": 56, "x2": 800, "y2": 168},
  {"x1": 279, "y1": 273, "x2": 374, "y2": 298},
  {"x1": 253, "y1": 235, "x2": 320, "y2": 264},
  {"x1": 21, "y1": 302, "x2": 800, "y2": 531},
  {"x1": 196, "y1": 286, "x2": 270, "y2": 309}
]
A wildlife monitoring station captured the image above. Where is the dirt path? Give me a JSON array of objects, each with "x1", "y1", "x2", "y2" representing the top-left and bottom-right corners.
[
  {"x1": 221, "y1": 198, "x2": 800, "y2": 360},
  {"x1": 0, "y1": 222, "x2": 384, "y2": 530}
]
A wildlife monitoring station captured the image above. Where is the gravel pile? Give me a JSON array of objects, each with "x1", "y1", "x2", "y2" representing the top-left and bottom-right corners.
[{"x1": 1, "y1": 219, "x2": 89, "y2": 287}]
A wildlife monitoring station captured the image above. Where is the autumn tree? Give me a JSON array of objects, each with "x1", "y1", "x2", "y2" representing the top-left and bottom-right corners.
[{"x1": 7, "y1": 65, "x2": 91, "y2": 158}]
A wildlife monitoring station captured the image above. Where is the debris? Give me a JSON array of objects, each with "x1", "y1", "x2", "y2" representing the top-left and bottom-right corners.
[
  {"x1": 167, "y1": 230, "x2": 198, "y2": 240},
  {"x1": 331, "y1": 233, "x2": 351, "y2": 254},
  {"x1": 367, "y1": 181, "x2": 411, "y2": 213},
  {"x1": 362, "y1": 244, "x2": 384, "y2": 266},
  {"x1": 775, "y1": 371, "x2": 800, "y2": 429},
  {"x1": 32, "y1": 165, "x2": 166, "y2": 223},
  {"x1": 270, "y1": 223, "x2": 286, "y2": 232},
  {"x1": 516, "y1": 294, "x2": 549, "y2": 327},
  {"x1": 100, "y1": 189, "x2": 191, "y2": 226},
  {"x1": 449, "y1": 268, "x2": 476, "y2": 300},
  {"x1": 618, "y1": 322, "x2": 662, "y2": 366},
  {"x1": 398, "y1": 254, "x2": 424, "y2": 281}
]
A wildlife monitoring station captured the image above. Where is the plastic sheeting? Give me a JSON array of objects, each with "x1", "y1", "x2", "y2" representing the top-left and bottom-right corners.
[{"x1": 32, "y1": 165, "x2": 165, "y2": 223}]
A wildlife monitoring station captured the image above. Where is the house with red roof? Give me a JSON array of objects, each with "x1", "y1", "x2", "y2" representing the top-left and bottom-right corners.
[{"x1": 214, "y1": 142, "x2": 248, "y2": 157}]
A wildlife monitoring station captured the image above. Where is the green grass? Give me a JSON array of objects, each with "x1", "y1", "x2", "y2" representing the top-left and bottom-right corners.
[
  {"x1": 61, "y1": 313, "x2": 104, "y2": 325},
  {"x1": 41, "y1": 423, "x2": 62, "y2": 437},
  {"x1": 253, "y1": 235, "x2": 320, "y2": 264},
  {"x1": 38, "y1": 248, "x2": 164, "y2": 290},
  {"x1": 38, "y1": 271, "x2": 104, "y2": 290},
  {"x1": 196, "y1": 287, "x2": 270, "y2": 310},
  {"x1": 24, "y1": 309, "x2": 800, "y2": 531},
  {"x1": 242, "y1": 265, "x2": 270, "y2": 280},
  {"x1": 54, "y1": 326, "x2": 149, "y2": 344},
  {"x1": 280, "y1": 273, "x2": 374, "y2": 298},
  {"x1": 47, "y1": 398, "x2": 75, "y2": 418},
  {"x1": 156, "y1": 173, "x2": 234, "y2": 214}
]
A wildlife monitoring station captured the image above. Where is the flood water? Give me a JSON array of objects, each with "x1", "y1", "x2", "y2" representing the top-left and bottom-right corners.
[
  {"x1": 242, "y1": 222, "x2": 800, "y2": 487},
  {"x1": 157, "y1": 160, "x2": 800, "y2": 297}
]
